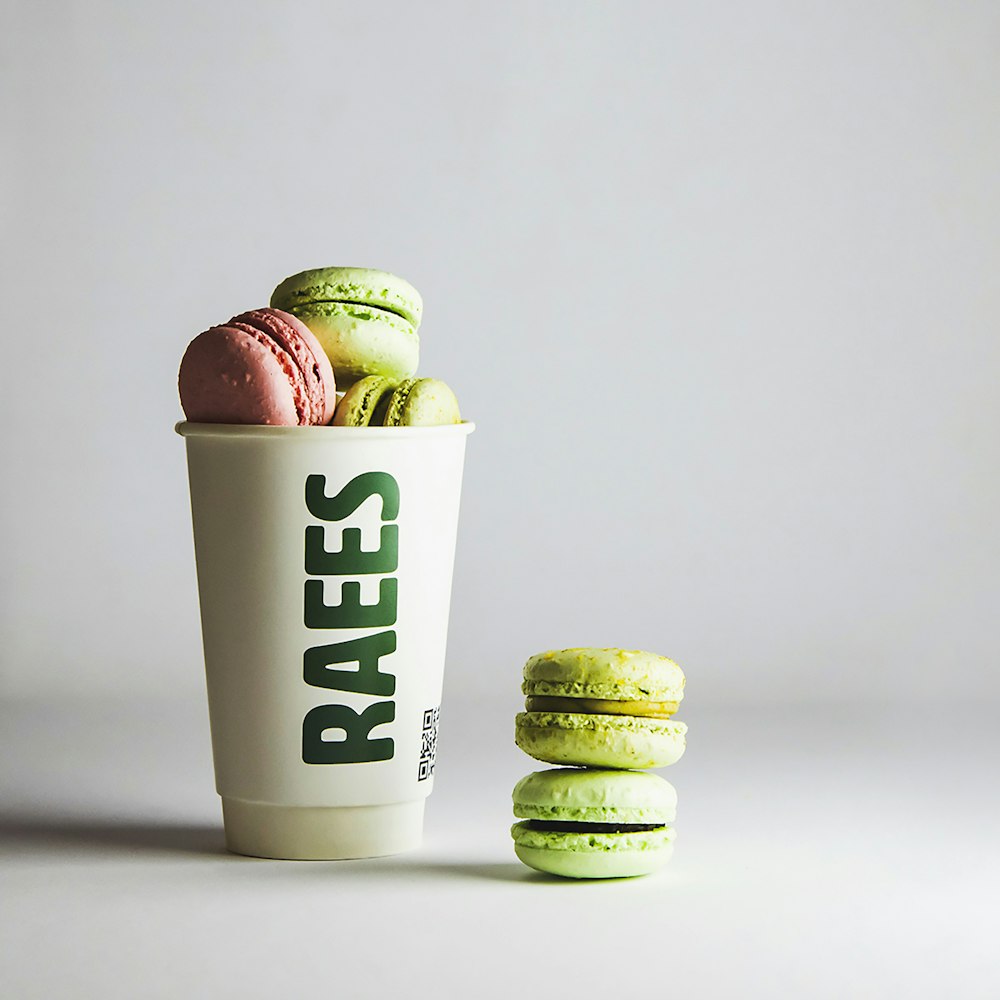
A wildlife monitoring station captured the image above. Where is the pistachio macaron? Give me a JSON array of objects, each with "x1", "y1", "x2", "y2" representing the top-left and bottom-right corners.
[
  {"x1": 511, "y1": 768, "x2": 677, "y2": 878},
  {"x1": 332, "y1": 376, "x2": 461, "y2": 427},
  {"x1": 332, "y1": 375, "x2": 397, "y2": 426},
  {"x1": 383, "y1": 378, "x2": 461, "y2": 426},
  {"x1": 270, "y1": 267, "x2": 421, "y2": 388},
  {"x1": 515, "y1": 648, "x2": 687, "y2": 769}
]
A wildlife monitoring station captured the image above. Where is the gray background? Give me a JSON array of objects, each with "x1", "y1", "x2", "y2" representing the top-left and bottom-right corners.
[
  {"x1": 3, "y1": 0, "x2": 998, "y2": 705},
  {"x1": 2, "y1": 2, "x2": 998, "y2": 997}
]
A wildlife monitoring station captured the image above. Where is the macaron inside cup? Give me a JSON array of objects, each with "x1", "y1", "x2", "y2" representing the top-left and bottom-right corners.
[
  {"x1": 178, "y1": 308, "x2": 336, "y2": 426},
  {"x1": 271, "y1": 267, "x2": 422, "y2": 388},
  {"x1": 511, "y1": 768, "x2": 677, "y2": 879},
  {"x1": 332, "y1": 375, "x2": 398, "y2": 426},
  {"x1": 383, "y1": 378, "x2": 461, "y2": 426},
  {"x1": 514, "y1": 648, "x2": 687, "y2": 769},
  {"x1": 333, "y1": 376, "x2": 462, "y2": 427}
]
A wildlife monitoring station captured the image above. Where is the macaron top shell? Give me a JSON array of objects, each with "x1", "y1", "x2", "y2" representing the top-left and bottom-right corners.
[
  {"x1": 273, "y1": 298, "x2": 420, "y2": 388},
  {"x1": 513, "y1": 768, "x2": 677, "y2": 825},
  {"x1": 522, "y1": 648, "x2": 685, "y2": 703},
  {"x1": 271, "y1": 267, "x2": 423, "y2": 328}
]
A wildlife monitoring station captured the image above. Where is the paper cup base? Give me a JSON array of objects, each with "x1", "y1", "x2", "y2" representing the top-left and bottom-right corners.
[{"x1": 221, "y1": 799, "x2": 425, "y2": 860}]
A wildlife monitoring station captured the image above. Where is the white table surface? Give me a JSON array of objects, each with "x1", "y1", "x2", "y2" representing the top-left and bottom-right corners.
[{"x1": 2, "y1": 695, "x2": 996, "y2": 999}]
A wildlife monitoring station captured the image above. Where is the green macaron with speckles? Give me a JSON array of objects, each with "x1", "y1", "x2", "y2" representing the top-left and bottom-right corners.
[
  {"x1": 511, "y1": 768, "x2": 677, "y2": 879},
  {"x1": 332, "y1": 375, "x2": 462, "y2": 427},
  {"x1": 270, "y1": 267, "x2": 422, "y2": 388},
  {"x1": 332, "y1": 375, "x2": 397, "y2": 426},
  {"x1": 515, "y1": 648, "x2": 687, "y2": 769},
  {"x1": 383, "y1": 378, "x2": 461, "y2": 426}
]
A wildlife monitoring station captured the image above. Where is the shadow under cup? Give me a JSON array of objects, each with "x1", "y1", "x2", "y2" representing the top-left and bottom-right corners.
[{"x1": 176, "y1": 421, "x2": 474, "y2": 860}]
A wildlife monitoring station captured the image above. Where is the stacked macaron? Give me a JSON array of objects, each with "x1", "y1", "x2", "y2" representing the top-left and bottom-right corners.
[
  {"x1": 510, "y1": 648, "x2": 687, "y2": 879},
  {"x1": 178, "y1": 267, "x2": 461, "y2": 427},
  {"x1": 270, "y1": 267, "x2": 421, "y2": 389}
]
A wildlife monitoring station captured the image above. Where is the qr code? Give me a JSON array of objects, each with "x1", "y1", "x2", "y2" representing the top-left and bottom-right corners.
[{"x1": 418, "y1": 706, "x2": 440, "y2": 781}]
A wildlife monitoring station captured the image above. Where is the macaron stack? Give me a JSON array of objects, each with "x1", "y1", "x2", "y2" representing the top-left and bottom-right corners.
[
  {"x1": 511, "y1": 648, "x2": 687, "y2": 879},
  {"x1": 178, "y1": 266, "x2": 461, "y2": 427}
]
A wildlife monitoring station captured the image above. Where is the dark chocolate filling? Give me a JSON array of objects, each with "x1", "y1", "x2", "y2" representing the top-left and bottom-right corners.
[{"x1": 524, "y1": 820, "x2": 664, "y2": 834}]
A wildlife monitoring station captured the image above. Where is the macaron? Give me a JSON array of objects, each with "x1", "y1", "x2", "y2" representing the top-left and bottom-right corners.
[
  {"x1": 178, "y1": 308, "x2": 336, "y2": 426},
  {"x1": 332, "y1": 375, "x2": 398, "y2": 427},
  {"x1": 511, "y1": 768, "x2": 677, "y2": 879},
  {"x1": 332, "y1": 376, "x2": 462, "y2": 427},
  {"x1": 270, "y1": 267, "x2": 421, "y2": 388},
  {"x1": 382, "y1": 378, "x2": 461, "y2": 426},
  {"x1": 514, "y1": 648, "x2": 687, "y2": 769}
]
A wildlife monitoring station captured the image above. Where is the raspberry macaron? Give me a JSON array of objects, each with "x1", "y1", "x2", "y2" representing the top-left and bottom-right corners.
[{"x1": 178, "y1": 308, "x2": 336, "y2": 426}]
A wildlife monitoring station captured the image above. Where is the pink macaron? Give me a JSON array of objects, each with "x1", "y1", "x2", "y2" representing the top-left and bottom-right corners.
[{"x1": 179, "y1": 308, "x2": 336, "y2": 425}]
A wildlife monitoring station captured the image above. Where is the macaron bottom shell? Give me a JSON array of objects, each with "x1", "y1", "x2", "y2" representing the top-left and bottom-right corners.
[
  {"x1": 515, "y1": 712, "x2": 687, "y2": 769},
  {"x1": 511, "y1": 824, "x2": 675, "y2": 879},
  {"x1": 288, "y1": 301, "x2": 419, "y2": 387}
]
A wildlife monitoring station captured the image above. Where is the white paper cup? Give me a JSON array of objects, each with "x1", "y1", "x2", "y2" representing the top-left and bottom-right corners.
[{"x1": 176, "y1": 421, "x2": 474, "y2": 859}]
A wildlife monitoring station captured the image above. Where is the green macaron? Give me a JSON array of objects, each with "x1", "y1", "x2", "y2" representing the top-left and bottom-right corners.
[
  {"x1": 511, "y1": 768, "x2": 677, "y2": 879},
  {"x1": 382, "y1": 378, "x2": 461, "y2": 427},
  {"x1": 332, "y1": 375, "x2": 398, "y2": 426},
  {"x1": 332, "y1": 376, "x2": 462, "y2": 427},
  {"x1": 514, "y1": 649, "x2": 687, "y2": 769},
  {"x1": 270, "y1": 267, "x2": 422, "y2": 388}
]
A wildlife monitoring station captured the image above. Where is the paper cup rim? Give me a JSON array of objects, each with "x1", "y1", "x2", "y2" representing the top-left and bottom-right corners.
[{"x1": 175, "y1": 421, "x2": 475, "y2": 440}]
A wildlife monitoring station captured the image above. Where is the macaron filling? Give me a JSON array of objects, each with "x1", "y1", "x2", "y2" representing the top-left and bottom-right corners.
[
  {"x1": 298, "y1": 299, "x2": 413, "y2": 325},
  {"x1": 522, "y1": 820, "x2": 665, "y2": 834},
  {"x1": 517, "y1": 711, "x2": 687, "y2": 737},
  {"x1": 524, "y1": 695, "x2": 680, "y2": 719},
  {"x1": 294, "y1": 300, "x2": 417, "y2": 333},
  {"x1": 515, "y1": 803, "x2": 674, "y2": 825},
  {"x1": 510, "y1": 822, "x2": 675, "y2": 854}
]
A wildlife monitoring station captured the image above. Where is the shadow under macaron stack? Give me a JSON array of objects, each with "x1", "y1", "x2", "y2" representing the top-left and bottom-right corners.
[{"x1": 511, "y1": 648, "x2": 687, "y2": 879}]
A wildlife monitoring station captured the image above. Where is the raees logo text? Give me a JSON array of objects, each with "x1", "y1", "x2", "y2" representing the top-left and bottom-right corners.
[{"x1": 300, "y1": 472, "x2": 399, "y2": 764}]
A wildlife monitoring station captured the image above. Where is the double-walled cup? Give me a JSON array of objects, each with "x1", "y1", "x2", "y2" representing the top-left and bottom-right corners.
[{"x1": 177, "y1": 421, "x2": 474, "y2": 859}]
